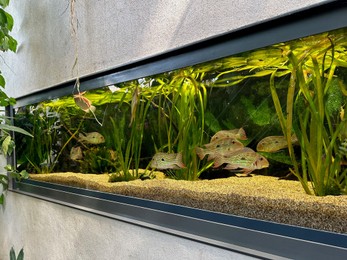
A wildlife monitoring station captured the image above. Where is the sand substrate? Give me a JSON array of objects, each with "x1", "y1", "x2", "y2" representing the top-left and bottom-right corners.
[{"x1": 29, "y1": 172, "x2": 347, "y2": 234}]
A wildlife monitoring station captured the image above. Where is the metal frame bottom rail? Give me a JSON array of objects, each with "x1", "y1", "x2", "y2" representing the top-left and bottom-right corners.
[{"x1": 12, "y1": 179, "x2": 347, "y2": 260}]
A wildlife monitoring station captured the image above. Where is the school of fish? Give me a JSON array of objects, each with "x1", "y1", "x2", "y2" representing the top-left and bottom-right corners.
[
  {"x1": 150, "y1": 128, "x2": 271, "y2": 175},
  {"x1": 147, "y1": 128, "x2": 303, "y2": 175}
]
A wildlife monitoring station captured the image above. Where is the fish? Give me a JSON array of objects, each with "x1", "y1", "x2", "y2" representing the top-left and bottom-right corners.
[
  {"x1": 74, "y1": 92, "x2": 96, "y2": 113},
  {"x1": 210, "y1": 128, "x2": 247, "y2": 142},
  {"x1": 78, "y1": 132, "x2": 105, "y2": 144},
  {"x1": 150, "y1": 152, "x2": 186, "y2": 170},
  {"x1": 70, "y1": 146, "x2": 83, "y2": 160},
  {"x1": 256, "y1": 135, "x2": 299, "y2": 153},
  {"x1": 74, "y1": 92, "x2": 103, "y2": 126},
  {"x1": 195, "y1": 137, "x2": 244, "y2": 161},
  {"x1": 213, "y1": 147, "x2": 269, "y2": 175}
]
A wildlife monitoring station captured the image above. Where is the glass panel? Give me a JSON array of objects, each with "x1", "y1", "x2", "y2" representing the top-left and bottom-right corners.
[{"x1": 14, "y1": 27, "x2": 347, "y2": 233}]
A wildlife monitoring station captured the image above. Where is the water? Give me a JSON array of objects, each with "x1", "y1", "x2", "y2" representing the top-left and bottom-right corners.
[{"x1": 13, "y1": 27, "x2": 347, "y2": 196}]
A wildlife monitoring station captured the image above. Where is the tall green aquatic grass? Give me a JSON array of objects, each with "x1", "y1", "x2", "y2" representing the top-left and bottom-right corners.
[
  {"x1": 109, "y1": 82, "x2": 156, "y2": 181},
  {"x1": 271, "y1": 35, "x2": 347, "y2": 195},
  {"x1": 155, "y1": 70, "x2": 208, "y2": 180},
  {"x1": 14, "y1": 106, "x2": 61, "y2": 173}
]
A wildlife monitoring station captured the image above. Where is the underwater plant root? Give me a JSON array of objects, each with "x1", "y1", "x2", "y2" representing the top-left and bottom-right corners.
[{"x1": 30, "y1": 172, "x2": 347, "y2": 234}]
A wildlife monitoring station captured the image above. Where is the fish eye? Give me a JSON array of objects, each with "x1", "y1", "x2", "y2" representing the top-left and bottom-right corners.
[
  {"x1": 161, "y1": 158, "x2": 165, "y2": 161},
  {"x1": 216, "y1": 144, "x2": 220, "y2": 148}
]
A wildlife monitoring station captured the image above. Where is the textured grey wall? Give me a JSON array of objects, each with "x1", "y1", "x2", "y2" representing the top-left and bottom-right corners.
[
  {"x1": 1, "y1": 0, "x2": 330, "y2": 98},
  {"x1": 0, "y1": 192, "x2": 258, "y2": 260},
  {"x1": 0, "y1": 0, "x2": 331, "y2": 259}
]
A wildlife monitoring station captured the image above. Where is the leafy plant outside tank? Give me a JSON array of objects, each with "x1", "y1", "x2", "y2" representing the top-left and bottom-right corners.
[{"x1": 0, "y1": 0, "x2": 31, "y2": 206}]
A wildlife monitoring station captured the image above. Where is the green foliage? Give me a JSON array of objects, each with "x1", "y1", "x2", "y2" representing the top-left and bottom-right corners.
[
  {"x1": 325, "y1": 78, "x2": 344, "y2": 118},
  {"x1": 0, "y1": 173, "x2": 8, "y2": 203},
  {"x1": 10, "y1": 23, "x2": 347, "y2": 197},
  {"x1": 10, "y1": 247, "x2": 24, "y2": 260},
  {"x1": 15, "y1": 106, "x2": 62, "y2": 173},
  {"x1": 80, "y1": 147, "x2": 120, "y2": 174},
  {"x1": 152, "y1": 69, "x2": 208, "y2": 180},
  {"x1": 0, "y1": 1, "x2": 31, "y2": 206},
  {"x1": 240, "y1": 96, "x2": 273, "y2": 126},
  {"x1": 270, "y1": 31, "x2": 347, "y2": 195},
  {"x1": 204, "y1": 110, "x2": 222, "y2": 134},
  {"x1": 107, "y1": 82, "x2": 156, "y2": 182},
  {"x1": 1, "y1": 165, "x2": 28, "y2": 205},
  {"x1": 0, "y1": 0, "x2": 17, "y2": 106}
]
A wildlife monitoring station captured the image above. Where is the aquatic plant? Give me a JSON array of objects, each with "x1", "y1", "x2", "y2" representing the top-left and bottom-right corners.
[
  {"x1": 14, "y1": 103, "x2": 87, "y2": 174},
  {"x1": 108, "y1": 81, "x2": 156, "y2": 182},
  {"x1": 153, "y1": 68, "x2": 209, "y2": 180},
  {"x1": 80, "y1": 147, "x2": 120, "y2": 174},
  {"x1": 270, "y1": 31, "x2": 347, "y2": 195},
  {"x1": 10, "y1": 23, "x2": 347, "y2": 197},
  {"x1": 202, "y1": 28, "x2": 347, "y2": 195},
  {"x1": 240, "y1": 96, "x2": 273, "y2": 127},
  {"x1": 15, "y1": 105, "x2": 63, "y2": 173}
]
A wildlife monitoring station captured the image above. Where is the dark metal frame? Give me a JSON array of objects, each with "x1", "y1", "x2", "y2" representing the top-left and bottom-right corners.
[{"x1": 9, "y1": 1, "x2": 347, "y2": 259}]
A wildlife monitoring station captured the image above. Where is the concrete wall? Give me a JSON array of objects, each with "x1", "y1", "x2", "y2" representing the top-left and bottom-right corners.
[
  {"x1": 0, "y1": 192, "x2": 258, "y2": 260},
  {"x1": 2, "y1": 0, "x2": 330, "y2": 98},
  {"x1": 0, "y1": 0, "x2": 331, "y2": 259}
]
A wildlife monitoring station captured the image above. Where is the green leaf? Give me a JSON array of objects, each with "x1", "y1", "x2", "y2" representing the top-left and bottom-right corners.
[
  {"x1": 7, "y1": 35, "x2": 17, "y2": 52},
  {"x1": 0, "y1": 174, "x2": 8, "y2": 190},
  {"x1": 0, "y1": 74, "x2": 5, "y2": 87},
  {"x1": 0, "y1": 124, "x2": 33, "y2": 137},
  {"x1": 4, "y1": 164, "x2": 12, "y2": 171},
  {"x1": 19, "y1": 170, "x2": 29, "y2": 179},
  {"x1": 17, "y1": 248, "x2": 24, "y2": 260},
  {"x1": 1, "y1": 134, "x2": 11, "y2": 154},
  {"x1": 4, "y1": 10, "x2": 13, "y2": 30},
  {"x1": 9, "y1": 247, "x2": 16, "y2": 260},
  {"x1": 0, "y1": 193, "x2": 4, "y2": 204},
  {"x1": 0, "y1": 0, "x2": 10, "y2": 8},
  {"x1": 0, "y1": 8, "x2": 7, "y2": 25}
]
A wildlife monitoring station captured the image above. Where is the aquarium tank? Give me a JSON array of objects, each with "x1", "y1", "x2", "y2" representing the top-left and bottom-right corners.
[{"x1": 11, "y1": 27, "x2": 347, "y2": 233}]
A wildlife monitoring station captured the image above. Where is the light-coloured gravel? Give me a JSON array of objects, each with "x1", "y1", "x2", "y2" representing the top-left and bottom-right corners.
[{"x1": 30, "y1": 172, "x2": 347, "y2": 233}]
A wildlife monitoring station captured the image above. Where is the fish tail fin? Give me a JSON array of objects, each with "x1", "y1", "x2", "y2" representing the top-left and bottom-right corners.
[
  {"x1": 89, "y1": 105, "x2": 96, "y2": 113},
  {"x1": 291, "y1": 134, "x2": 299, "y2": 144},
  {"x1": 239, "y1": 128, "x2": 247, "y2": 140},
  {"x1": 175, "y1": 152, "x2": 186, "y2": 169},
  {"x1": 89, "y1": 106, "x2": 103, "y2": 126},
  {"x1": 212, "y1": 157, "x2": 222, "y2": 168},
  {"x1": 195, "y1": 147, "x2": 205, "y2": 160}
]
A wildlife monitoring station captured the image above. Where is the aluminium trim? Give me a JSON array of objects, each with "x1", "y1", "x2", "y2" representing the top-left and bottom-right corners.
[
  {"x1": 13, "y1": 1, "x2": 347, "y2": 108},
  {"x1": 11, "y1": 180, "x2": 347, "y2": 260}
]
